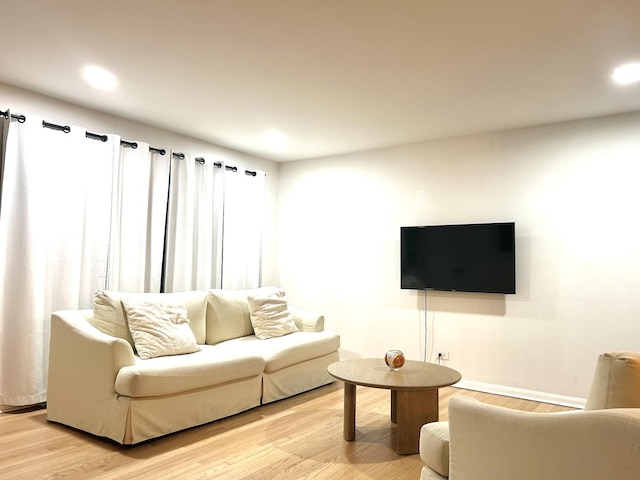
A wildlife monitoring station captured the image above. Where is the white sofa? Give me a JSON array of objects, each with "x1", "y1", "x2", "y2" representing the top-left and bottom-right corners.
[
  {"x1": 419, "y1": 351, "x2": 640, "y2": 480},
  {"x1": 47, "y1": 287, "x2": 340, "y2": 445}
]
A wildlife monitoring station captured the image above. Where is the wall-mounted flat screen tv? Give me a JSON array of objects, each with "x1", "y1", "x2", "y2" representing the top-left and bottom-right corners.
[{"x1": 400, "y1": 222, "x2": 516, "y2": 294}]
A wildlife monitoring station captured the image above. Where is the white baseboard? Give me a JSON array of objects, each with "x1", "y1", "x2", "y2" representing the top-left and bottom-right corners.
[{"x1": 454, "y1": 379, "x2": 586, "y2": 409}]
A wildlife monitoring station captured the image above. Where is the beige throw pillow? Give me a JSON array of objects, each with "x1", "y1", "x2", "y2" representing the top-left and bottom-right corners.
[
  {"x1": 122, "y1": 300, "x2": 199, "y2": 359},
  {"x1": 92, "y1": 290, "x2": 208, "y2": 347},
  {"x1": 247, "y1": 289, "x2": 298, "y2": 339}
]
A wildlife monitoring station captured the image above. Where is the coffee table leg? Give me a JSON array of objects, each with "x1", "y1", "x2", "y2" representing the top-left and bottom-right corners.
[
  {"x1": 395, "y1": 389, "x2": 439, "y2": 454},
  {"x1": 344, "y1": 382, "x2": 356, "y2": 441},
  {"x1": 390, "y1": 389, "x2": 397, "y2": 423}
]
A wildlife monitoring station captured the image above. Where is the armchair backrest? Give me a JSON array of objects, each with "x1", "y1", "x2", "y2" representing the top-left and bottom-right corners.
[
  {"x1": 448, "y1": 395, "x2": 640, "y2": 480},
  {"x1": 585, "y1": 351, "x2": 640, "y2": 410}
]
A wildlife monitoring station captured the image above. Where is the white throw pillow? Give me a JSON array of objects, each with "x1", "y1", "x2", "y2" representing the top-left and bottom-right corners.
[
  {"x1": 122, "y1": 300, "x2": 199, "y2": 359},
  {"x1": 247, "y1": 289, "x2": 298, "y2": 339}
]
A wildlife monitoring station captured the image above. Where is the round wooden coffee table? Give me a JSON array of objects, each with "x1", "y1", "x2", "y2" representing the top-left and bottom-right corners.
[{"x1": 328, "y1": 358, "x2": 461, "y2": 454}]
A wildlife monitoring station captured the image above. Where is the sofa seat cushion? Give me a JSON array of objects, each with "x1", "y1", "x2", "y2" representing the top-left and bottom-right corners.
[
  {"x1": 420, "y1": 421, "x2": 450, "y2": 477},
  {"x1": 115, "y1": 346, "x2": 265, "y2": 397},
  {"x1": 215, "y1": 331, "x2": 340, "y2": 373}
]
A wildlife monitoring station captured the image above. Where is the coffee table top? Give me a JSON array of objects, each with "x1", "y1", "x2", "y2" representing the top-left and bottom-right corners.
[{"x1": 328, "y1": 358, "x2": 461, "y2": 391}]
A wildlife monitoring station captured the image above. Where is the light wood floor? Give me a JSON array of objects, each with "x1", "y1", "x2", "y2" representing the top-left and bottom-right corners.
[{"x1": 0, "y1": 383, "x2": 573, "y2": 480}]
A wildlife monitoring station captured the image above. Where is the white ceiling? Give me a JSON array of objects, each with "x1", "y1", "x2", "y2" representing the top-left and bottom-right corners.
[{"x1": 2, "y1": 0, "x2": 640, "y2": 161}]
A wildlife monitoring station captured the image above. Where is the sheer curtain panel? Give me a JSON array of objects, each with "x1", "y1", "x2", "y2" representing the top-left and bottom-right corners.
[
  {"x1": 108, "y1": 143, "x2": 170, "y2": 292},
  {"x1": 221, "y1": 169, "x2": 266, "y2": 289},
  {"x1": 0, "y1": 112, "x2": 10, "y2": 210},
  {"x1": 0, "y1": 115, "x2": 119, "y2": 406},
  {"x1": 164, "y1": 154, "x2": 223, "y2": 292}
]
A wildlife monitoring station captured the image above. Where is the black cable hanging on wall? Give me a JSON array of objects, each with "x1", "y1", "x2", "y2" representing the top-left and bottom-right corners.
[{"x1": 2, "y1": 107, "x2": 262, "y2": 176}]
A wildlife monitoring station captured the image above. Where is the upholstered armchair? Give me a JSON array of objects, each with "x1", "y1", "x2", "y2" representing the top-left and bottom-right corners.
[
  {"x1": 419, "y1": 352, "x2": 640, "y2": 480},
  {"x1": 584, "y1": 351, "x2": 640, "y2": 409}
]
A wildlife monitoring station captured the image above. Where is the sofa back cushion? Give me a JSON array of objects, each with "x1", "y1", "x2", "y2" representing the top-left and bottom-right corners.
[
  {"x1": 91, "y1": 290, "x2": 208, "y2": 346},
  {"x1": 205, "y1": 287, "x2": 282, "y2": 344},
  {"x1": 206, "y1": 289, "x2": 255, "y2": 344}
]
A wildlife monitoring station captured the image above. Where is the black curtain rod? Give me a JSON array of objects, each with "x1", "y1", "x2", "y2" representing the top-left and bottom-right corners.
[
  {"x1": 42, "y1": 121, "x2": 167, "y2": 155},
  {"x1": 170, "y1": 156, "x2": 249, "y2": 173},
  {"x1": 225, "y1": 165, "x2": 257, "y2": 176},
  {"x1": 179, "y1": 156, "x2": 222, "y2": 169},
  {"x1": 42, "y1": 119, "x2": 70, "y2": 133},
  {"x1": 0, "y1": 109, "x2": 26, "y2": 123},
  {"x1": 149, "y1": 146, "x2": 167, "y2": 155},
  {"x1": 1, "y1": 108, "x2": 167, "y2": 155},
  {"x1": 3, "y1": 108, "x2": 260, "y2": 172},
  {"x1": 119, "y1": 140, "x2": 166, "y2": 155},
  {"x1": 196, "y1": 158, "x2": 223, "y2": 168},
  {"x1": 86, "y1": 131, "x2": 108, "y2": 142}
]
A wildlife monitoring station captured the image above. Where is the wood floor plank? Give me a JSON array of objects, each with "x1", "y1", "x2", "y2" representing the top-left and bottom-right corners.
[{"x1": 0, "y1": 383, "x2": 573, "y2": 479}]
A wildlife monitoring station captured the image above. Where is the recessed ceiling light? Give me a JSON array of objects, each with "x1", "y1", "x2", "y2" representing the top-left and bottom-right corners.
[
  {"x1": 611, "y1": 62, "x2": 640, "y2": 85},
  {"x1": 263, "y1": 129, "x2": 289, "y2": 150},
  {"x1": 82, "y1": 65, "x2": 118, "y2": 91}
]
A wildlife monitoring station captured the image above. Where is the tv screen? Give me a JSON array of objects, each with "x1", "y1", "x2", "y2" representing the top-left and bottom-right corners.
[{"x1": 400, "y1": 222, "x2": 516, "y2": 294}]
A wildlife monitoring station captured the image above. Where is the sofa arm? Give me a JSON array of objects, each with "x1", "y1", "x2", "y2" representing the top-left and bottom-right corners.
[
  {"x1": 448, "y1": 395, "x2": 640, "y2": 480},
  {"x1": 48, "y1": 309, "x2": 136, "y2": 394},
  {"x1": 289, "y1": 306, "x2": 325, "y2": 332},
  {"x1": 47, "y1": 310, "x2": 136, "y2": 435}
]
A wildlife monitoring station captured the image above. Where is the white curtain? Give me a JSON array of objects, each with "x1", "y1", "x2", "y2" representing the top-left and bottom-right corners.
[
  {"x1": 164, "y1": 154, "x2": 224, "y2": 292},
  {"x1": 0, "y1": 115, "x2": 119, "y2": 406},
  {"x1": 108, "y1": 143, "x2": 170, "y2": 292},
  {"x1": 0, "y1": 111, "x2": 267, "y2": 407},
  {"x1": 221, "y1": 168, "x2": 266, "y2": 289},
  {"x1": 0, "y1": 112, "x2": 10, "y2": 209}
]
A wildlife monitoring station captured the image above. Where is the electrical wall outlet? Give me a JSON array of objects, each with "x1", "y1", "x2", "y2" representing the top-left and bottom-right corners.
[{"x1": 436, "y1": 350, "x2": 450, "y2": 361}]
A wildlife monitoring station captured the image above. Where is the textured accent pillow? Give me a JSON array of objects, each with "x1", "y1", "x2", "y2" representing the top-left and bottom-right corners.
[
  {"x1": 247, "y1": 289, "x2": 298, "y2": 339},
  {"x1": 92, "y1": 290, "x2": 208, "y2": 347},
  {"x1": 122, "y1": 300, "x2": 199, "y2": 359}
]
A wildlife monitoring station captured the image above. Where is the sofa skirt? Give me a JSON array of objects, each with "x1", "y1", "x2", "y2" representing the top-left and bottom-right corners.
[
  {"x1": 261, "y1": 351, "x2": 339, "y2": 404},
  {"x1": 122, "y1": 375, "x2": 263, "y2": 444}
]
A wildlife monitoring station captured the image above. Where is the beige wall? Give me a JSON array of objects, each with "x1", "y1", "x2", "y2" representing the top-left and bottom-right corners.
[
  {"x1": 0, "y1": 82, "x2": 281, "y2": 286},
  {"x1": 6, "y1": 81, "x2": 640, "y2": 404},
  {"x1": 277, "y1": 111, "x2": 640, "y2": 404}
]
